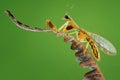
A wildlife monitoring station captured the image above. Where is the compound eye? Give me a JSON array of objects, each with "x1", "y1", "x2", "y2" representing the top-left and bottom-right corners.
[{"x1": 64, "y1": 15, "x2": 69, "y2": 19}]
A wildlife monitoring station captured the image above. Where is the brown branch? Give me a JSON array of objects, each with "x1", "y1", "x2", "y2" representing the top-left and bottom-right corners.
[{"x1": 5, "y1": 10, "x2": 105, "y2": 80}]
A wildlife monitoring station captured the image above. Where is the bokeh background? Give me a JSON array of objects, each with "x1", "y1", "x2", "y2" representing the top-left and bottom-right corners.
[{"x1": 0, "y1": 0, "x2": 120, "y2": 80}]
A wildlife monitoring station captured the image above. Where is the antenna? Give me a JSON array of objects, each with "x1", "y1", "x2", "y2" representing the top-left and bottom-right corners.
[{"x1": 65, "y1": 3, "x2": 74, "y2": 15}]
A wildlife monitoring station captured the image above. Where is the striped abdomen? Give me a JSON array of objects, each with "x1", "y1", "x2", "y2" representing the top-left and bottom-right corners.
[{"x1": 86, "y1": 36, "x2": 100, "y2": 60}]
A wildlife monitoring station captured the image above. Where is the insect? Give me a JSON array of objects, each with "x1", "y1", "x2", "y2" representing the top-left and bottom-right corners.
[
  {"x1": 60, "y1": 15, "x2": 117, "y2": 60},
  {"x1": 5, "y1": 10, "x2": 117, "y2": 61}
]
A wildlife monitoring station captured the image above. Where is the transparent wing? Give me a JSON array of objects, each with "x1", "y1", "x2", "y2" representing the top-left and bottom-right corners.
[{"x1": 87, "y1": 32, "x2": 117, "y2": 56}]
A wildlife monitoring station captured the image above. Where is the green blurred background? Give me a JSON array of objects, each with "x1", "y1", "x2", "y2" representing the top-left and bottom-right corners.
[{"x1": 0, "y1": 0, "x2": 120, "y2": 80}]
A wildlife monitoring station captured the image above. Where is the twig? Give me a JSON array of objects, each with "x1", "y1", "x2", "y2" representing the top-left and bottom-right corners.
[{"x1": 5, "y1": 10, "x2": 105, "y2": 80}]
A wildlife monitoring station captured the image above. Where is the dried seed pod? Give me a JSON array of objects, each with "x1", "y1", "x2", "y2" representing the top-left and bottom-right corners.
[{"x1": 84, "y1": 69, "x2": 103, "y2": 80}]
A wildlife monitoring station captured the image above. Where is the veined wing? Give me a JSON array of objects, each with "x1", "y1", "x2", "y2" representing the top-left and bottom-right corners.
[{"x1": 87, "y1": 32, "x2": 117, "y2": 56}]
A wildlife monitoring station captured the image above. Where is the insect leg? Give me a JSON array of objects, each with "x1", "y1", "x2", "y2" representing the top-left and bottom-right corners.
[
  {"x1": 46, "y1": 20, "x2": 57, "y2": 31},
  {"x1": 58, "y1": 21, "x2": 69, "y2": 32},
  {"x1": 85, "y1": 42, "x2": 89, "y2": 49}
]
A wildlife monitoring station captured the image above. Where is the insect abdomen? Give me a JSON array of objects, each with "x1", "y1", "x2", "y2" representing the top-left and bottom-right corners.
[{"x1": 86, "y1": 37, "x2": 100, "y2": 60}]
